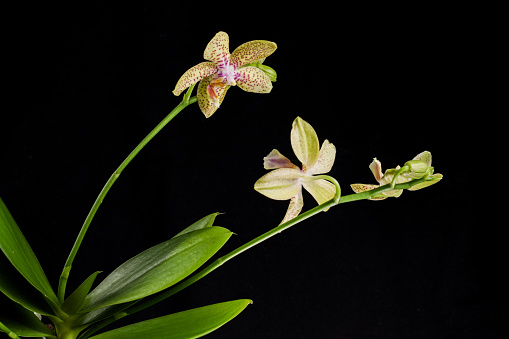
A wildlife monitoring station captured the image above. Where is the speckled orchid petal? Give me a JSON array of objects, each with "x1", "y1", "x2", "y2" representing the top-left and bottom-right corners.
[
  {"x1": 369, "y1": 158, "x2": 383, "y2": 183},
  {"x1": 291, "y1": 117, "x2": 320, "y2": 171},
  {"x1": 197, "y1": 76, "x2": 229, "y2": 118},
  {"x1": 254, "y1": 168, "x2": 304, "y2": 200},
  {"x1": 236, "y1": 67, "x2": 273, "y2": 93},
  {"x1": 203, "y1": 32, "x2": 230, "y2": 68},
  {"x1": 263, "y1": 149, "x2": 299, "y2": 170},
  {"x1": 280, "y1": 191, "x2": 304, "y2": 224},
  {"x1": 350, "y1": 183, "x2": 387, "y2": 200},
  {"x1": 412, "y1": 151, "x2": 432, "y2": 166},
  {"x1": 173, "y1": 62, "x2": 218, "y2": 96},
  {"x1": 230, "y1": 40, "x2": 277, "y2": 69},
  {"x1": 307, "y1": 140, "x2": 336, "y2": 175},
  {"x1": 301, "y1": 179, "x2": 336, "y2": 209}
]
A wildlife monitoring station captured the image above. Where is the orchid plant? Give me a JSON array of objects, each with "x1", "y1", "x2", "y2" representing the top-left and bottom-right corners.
[{"x1": 0, "y1": 31, "x2": 443, "y2": 339}]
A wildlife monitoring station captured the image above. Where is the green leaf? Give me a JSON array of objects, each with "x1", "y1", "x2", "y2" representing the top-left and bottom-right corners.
[
  {"x1": 62, "y1": 271, "x2": 102, "y2": 314},
  {"x1": 0, "y1": 293, "x2": 56, "y2": 338},
  {"x1": 81, "y1": 227, "x2": 233, "y2": 312},
  {"x1": 0, "y1": 249, "x2": 54, "y2": 315},
  {"x1": 75, "y1": 302, "x2": 134, "y2": 327},
  {"x1": 172, "y1": 212, "x2": 221, "y2": 238},
  {"x1": 88, "y1": 299, "x2": 252, "y2": 339},
  {"x1": 0, "y1": 197, "x2": 59, "y2": 305}
]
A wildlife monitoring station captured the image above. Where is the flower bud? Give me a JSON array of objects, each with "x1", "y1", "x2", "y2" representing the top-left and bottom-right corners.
[
  {"x1": 403, "y1": 160, "x2": 429, "y2": 179},
  {"x1": 257, "y1": 64, "x2": 277, "y2": 82}
]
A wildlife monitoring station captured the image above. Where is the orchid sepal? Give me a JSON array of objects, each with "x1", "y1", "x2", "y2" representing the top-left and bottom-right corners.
[{"x1": 291, "y1": 117, "x2": 320, "y2": 171}]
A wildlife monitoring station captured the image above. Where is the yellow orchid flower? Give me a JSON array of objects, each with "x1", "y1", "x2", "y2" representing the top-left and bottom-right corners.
[
  {"x1": 254, "y1": 117, "x2": 337, "y2": 224},
  {"x1": 173, "y1": 31, "x2": 277, "y2": 118},
  {"x1": 351, "y1": 151, "x2": 442, "y2": 199}
]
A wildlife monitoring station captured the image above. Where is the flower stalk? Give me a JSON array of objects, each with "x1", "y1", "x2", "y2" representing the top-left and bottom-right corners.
[
  {"x1": 78, "y1": 173, "x2": 437, "y2": 339},
  {"x1": 57, "y1": 89, "x2": 198, "y2": 303}
]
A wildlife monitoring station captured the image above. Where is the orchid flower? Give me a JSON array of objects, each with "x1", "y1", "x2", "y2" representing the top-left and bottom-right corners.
[
  {"x1": 350, "y1": 151, "x2": 442, "y2": 199},
  {"x1": 173, "y1": 31, "x2": 277, "y2": 118},
  {"x1": 254, "y1": 117, "x2": 337, "y2": 224}
]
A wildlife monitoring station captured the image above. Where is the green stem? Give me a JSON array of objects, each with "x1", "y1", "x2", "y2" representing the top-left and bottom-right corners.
[
  {"x1": 0, "y1": 321, "x2": 20, "y2": 339},
  {"x1": 390, "y1": 165, "x2": 410, "y2": 188},
  {"x1": 57, "y1": 93, "x2": 198, "y2": 303},
  {"x1": 79, "y1": 175, "x2": 432, "y2": 338}
]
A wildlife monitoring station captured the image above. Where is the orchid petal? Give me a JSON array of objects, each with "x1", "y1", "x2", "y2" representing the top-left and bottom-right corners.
[
  {"x1": 230, "y1": 40, "x2": 277, "y2": 69},
  {"x1": 350, "y1": 183, "x2": 379, "y2": 193},
  {"x1": 203, "y1": 32, "x2": 230, "y2": 68},
  {"x1": 280, "y1": 191, "x2": 304, "y2": 224},
  {"x1": 291, "y1": 117, "x2": 320, "y2": 171},
  {"x1": 197, "y1": 76, "x2": 229, "y2": 118},
  {"x1": 307, "y1": 140, "x2": 336, "y2": 175},
  {"x1": 301, "y1": 179, "x2": 336, "y2": 208},
  {"x1": 413, "y1": 151, "x2": 432, "y2": 166},
  {"x1": 369, "y1": 158, "x2": 383, "y2": 183},
  {"x1": 378, "y1": 167, "x2": 409, "y2": 197},
  {"x1": 263, "y1": 149, "x2": 299, "y2": 170},
  {"x1": 408, "y1": 173, "x2": 443, "y2": 191},
  {"x1": 173, "y1": 62, "x2": 218, "y2": 96},
  {"x1": 254, "y1": 168, "x2": 303, "y2": 200},
  {"x1": 236, "y1": 67, "x2": 273, "y2": 93},
  {"x1": 379, "y1": 167, "x2": 411, "y2": 186},
  {"x1": 382, "y1": 189, "x2": 404, "y2": 198},
  {"x1": 350, "y1": 183, "x2": 387, "y2": 200}
]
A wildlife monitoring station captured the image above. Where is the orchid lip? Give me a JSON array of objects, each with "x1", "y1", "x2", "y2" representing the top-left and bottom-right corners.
[{"x1": 217, "y1": 63, "x2": 237, "y2": 86}]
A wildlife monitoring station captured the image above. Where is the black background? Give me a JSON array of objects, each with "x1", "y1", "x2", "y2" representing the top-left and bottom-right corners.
[{"x1": 2, "y1": 2, "x2": 503, "y2": 338}]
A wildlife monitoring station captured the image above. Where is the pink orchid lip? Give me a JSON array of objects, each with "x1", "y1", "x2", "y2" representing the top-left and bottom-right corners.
[{"x1": 216, "y1": 62, "x2": 237, "y2": 86}]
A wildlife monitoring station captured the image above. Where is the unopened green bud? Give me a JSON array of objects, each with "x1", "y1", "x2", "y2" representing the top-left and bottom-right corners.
[
  {"x1": 258, "y1": 64, "x2": 277, "y2": 82},
  {"x1": 403, "y1": 160, "x2": 429, "y2": 179}
]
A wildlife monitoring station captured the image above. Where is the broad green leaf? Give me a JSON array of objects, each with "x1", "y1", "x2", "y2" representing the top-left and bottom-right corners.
[
  {"x1": 89, "y1": 299, "x2": 252, "y2": 339},
  {"x1": 0, "y1": 293, "x2": 56, "y2": 338},
  {"x1": 172, "y1": 212, "x2": 221, "y2": 238},
  {"x1": 0, "y1": 252, "x2": 54, "y2": 315},
  {"x1": 0, "y1": 197, "x2": 58, "y2": 305},
  {"x1": 81, "y1": 227, "x2": 233, "y2": 312},
  {"x1": 62, "y1": 271, "x2": 102, "y2": 314}
]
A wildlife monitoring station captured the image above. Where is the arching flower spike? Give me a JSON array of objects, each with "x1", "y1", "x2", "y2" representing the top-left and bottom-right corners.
[
  {"x1": 254, "y1": 117, "x2": 337, "y2": 224},
  {"x1": 173, "y1": 32, "x2": 277, "y2": 118}
]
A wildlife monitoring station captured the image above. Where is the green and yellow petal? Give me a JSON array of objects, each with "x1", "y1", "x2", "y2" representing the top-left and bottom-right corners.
[
  {"x1": 280, "y1": 191, "x2": 304, "y2": 225},
  {"x1": 173, "y1": 62, "x2": 218, "y2": 96},
  {"x1": 413, "y1": 151, "x2": 432, "y2": 166},
  {"x1": 197, "y1": 76, "x2": 229, "y2": 118},
  {"x1": 203, "y1": 31, "x2": 230, "y2": 67},
  {"x1": 236, "y1": 67, "x2": 273, "y2": 93},
  {"x1": 301, "y1": 178, "x2": 336, "y2": 207},
  {"x1": 408, "y1": 173, "x2": 443, "y2": 191},
  {"x1": 254, "y1": 168, "x2": 304, "y2": 200},
  {"x1": 230, "y1": 40, "x2": 277, "y2": 69},
  {"x1": 291, "y1": 117, "x2": 320, "y2": 171},
  {"x1": 307, "y1": 140, "x2": 336, "y2": 175}
]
